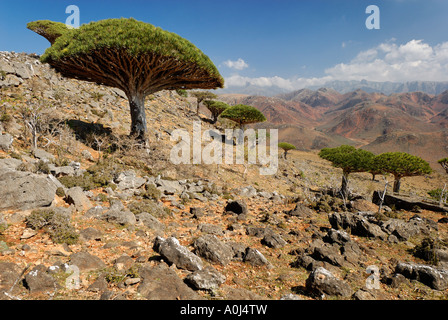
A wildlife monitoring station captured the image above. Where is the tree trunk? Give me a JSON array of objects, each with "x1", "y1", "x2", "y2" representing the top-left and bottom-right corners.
[
  {"x1": 340, "y1": 172, "x2": 349, "y2": 199},
  {"x1": 393, "y1": 176, "x2": 401, "y2": 193},
  {"x1": 128, "y1": 93, "x2": 147, "y2": 142},
  {"x1": 284, "y1": 150, "x2": 288, "y2": 160}
]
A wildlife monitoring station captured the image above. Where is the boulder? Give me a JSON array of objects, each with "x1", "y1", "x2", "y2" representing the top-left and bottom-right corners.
[
  {"x1": 65, "y1": 187, "x2": 93, "y2": 212},
  {"x1": 329, "y1": 212, "x2": 388, "y2": 240},
  {"x1": 243, "y1": 248, "x2": 271, "y2": 267},
  {"x1": 157, "y1": 237, "x2": 203, "y2": 271},
  {"x1": 0, "y1": 133, "x2": 13, "y2": 151},
  {"x1": 69, "y1": 251, "x2": 106, "y2": 273},
  {"x1": 23, "y1": 265, "x2": 58, "y2": 294},
  {"x1": 287, "y1": 203, "x2": 314, "y2": 218},
  {"x1": 0, "y1": 169, "x2": 57, "y2": 211},
  {"x1": 262, "y1": 232, "x2": 287, "y2": 248},
  {"x1": 305, "y1": 267, "x2": 353, "y2": 297},
  {"x1": 114, "y1": 170, "x2": 146, "y2": 190},
  {"x1": 184, "y1": 266, "x2": 226, "y2": 290},
  {"x1": 395, "y1": 262, "x2": 448, "y2": 290},
  {"x1": 193, "y1": 234, "x2": 234, "y2": 266},
  {"x1": 138, "y1": 263, "x2": 202, "y2": 300},
  {"x1": 136, "y1": 212, "x2": 165, "y2": 232},
  {"x1": 156, "y1": 179, "x2": 184, "y2": 195}
]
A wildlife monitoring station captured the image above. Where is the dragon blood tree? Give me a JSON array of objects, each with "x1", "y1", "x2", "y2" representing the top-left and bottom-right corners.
[{"x1": 27, "y1": 18, "x2": 224, "y2": 142}]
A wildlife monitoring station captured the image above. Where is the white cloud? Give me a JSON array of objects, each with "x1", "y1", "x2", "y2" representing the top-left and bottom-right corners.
[
  {"x1": 223, "y1": 58, "x2": 249, "y2": 70},
  {"x1": 325, "y1": 39, "x2": 448, "y2": 82},
  {"x1": 224, "y1": 39, "x2": 448, "y2": 91}
]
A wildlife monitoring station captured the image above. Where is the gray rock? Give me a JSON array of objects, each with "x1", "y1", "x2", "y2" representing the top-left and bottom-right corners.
[
  {"x1": 395, "y1": 262, "x2": 448, "y2": 290},
  {"x1": 69, "y1": 251, "x2": 106, "y2": 272},
  {"x1": 65, "y1": 187, "x2": 93, "y2": 212},
  {"x1": 83, "y1": 206, "x2": 104, "y2": 219},
  {"x1": 280, "y1": 293, "x2": 304, "y2": 300},
  {"x1": 32, "y1": 148, "x2": 55, "y2": 162},
  {"x1": 239, "y1": 185, "x2": 257, "y2": 198},
  {"x1": 243, "y1": 248, "x2": 271, "y2": 267},
  {"x1": 305, "y1": 267, "x2": 353, "y2": 297},
  {"x1": 329, "y1": 212, "x2": 388, "y2": 240},
  {"x1": 156, "y1": 179, "x2": 184, "y2": 195},
  {"x1": 287, "y1": 203, "x2": 313, "y2": 218},
  {"x1": 262, "y1": 232, "x2": 287, "y2": 248},
  {"x1": 0, "y1": 262, "x2": 22, "y2": 295},
  {"x1": 24, "y1": 265, "x2": 57, "y2": 293},
  {"x1": 101, "y1": 202, "x2": 136, "y2": 226},
  {"x1": 0, "y1": 158, "x2": 22, "y2": 171},
  {"x1": 185, "y1": 266, "x2": 226, "y2": 290},
  {"x1": 136, "y1": 212, "x2": 165, "y2": 232},
  {"x1": 81, "y1": 150, "x2": 94, "y2": 161},
  {"x1": 115, "y1": 170, "x2": 146, "y2": 190},
  {"x1": 79, "y1": 227, "x2": 103, "y2": 241},
  {"x1": 138, "y1": 263, "x2": 203, "y2": 300},
  {"x1": 0, "y1": 133, "x2": 13, "y2": 151},
  {"x1": 193, "y1": 234, "x2": 234, "y2": 266},
  {"x1": 0, "y1": 168, "x2": 57, "y2": 210},
  {"x1": 198, "y1": 223, "x2": 223, "y2": 235},
  {"x1": 157, "y1": 237, "x2": 203, "y2": 271}
]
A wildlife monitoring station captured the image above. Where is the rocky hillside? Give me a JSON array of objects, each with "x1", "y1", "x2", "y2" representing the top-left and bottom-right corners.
[{"x1": 1, "y1": 52, "x2": 448, "y2": 301}]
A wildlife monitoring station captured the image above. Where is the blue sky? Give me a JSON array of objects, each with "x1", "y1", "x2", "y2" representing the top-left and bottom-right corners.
[{"x1": 1, "y1": 0, "x2": 448, "y2": 90}]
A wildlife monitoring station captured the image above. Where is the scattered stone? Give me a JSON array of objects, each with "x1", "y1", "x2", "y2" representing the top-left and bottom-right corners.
[
  {"x1": 243, "y1": 248, "x2": 271, "y2": 267},
  {"x1": 23, "y1": 265, "x2": 58, "y2": 293},
  {"x1": 287, "y1": 203, "x2": 313, "y2": 218},
  {"x1": 262, "y1": 232, "x2": 287, "y2": 248},
  {"x1": 185, "y1": 266, "x2": 226, "y2": 290},
  {"x1": 32, "y1": 148, "x2": 55, "y2": 162},
  {"x1": 20, "y1": 228, "x2": 37, "y2": 240},
  {"x1": 329, "y1": 212, "x2": 388, "y2": 240},
  {"x1": 136, "y1": 212, "x2": 165, "y2": 232},
  {"x1": 79, "y1": 227, "x2": 103, "y2": 241},
  {"x1": 280, "y1": 293, "x2": 304, "y2": 300},
  {"x1": 305, "y1": 267, "x2": 353, "y2": 297},
  {"x1": 0, "y1": 133, "x2": 13, "y2": 151},
  {"x1": 395, "y1": 262, "x2": 448, "y2": 290},
  {"x1": 102, "y1": 207, "x2": 136, "y2": 226},
  {"x1": 190, "y1": 207, "x2": 204, "y2": 219},
  {"x1": 115, "y1": 170, "x2": 146, "y2": 190},
  {"x1": 193, "y1": 234, "x2": 234, "y2": 266},
  {"x1": 198, "y1": 223, "x2": 223, "y2": 235},
  {"x1": 138, "y1": 263, "x2": 203, "y2": 300},
  {"x1": 65, "y1": 187, "x2": 93, "y2": 212},
  {"x1": 0, "y1": 168, "x2": 58, "y2": 211},
  {"x1": 69, "y1": 251, "x2": 106, "y2": 272},
  {"x1": 87, "y1": 276, "x2": 108, "y2": 292},
  {"x1": 156, "y1": 237, "x2": 203, "y2": 271}
]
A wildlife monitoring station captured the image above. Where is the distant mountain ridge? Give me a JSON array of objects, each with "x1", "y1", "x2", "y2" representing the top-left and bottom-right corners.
[
  {"x1": 218, "y1": 80, "x2": 448, "y2": 96},
  {"x1": 218, "y1": 87, "x2": 448, "y2": 171}
]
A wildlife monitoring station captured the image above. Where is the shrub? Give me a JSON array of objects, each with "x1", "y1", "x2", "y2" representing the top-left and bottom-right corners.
[
  {"x1": 142, "y1": 184, "x2": 161, "y2": 200},
  {"x1": 412, "y1": 237, "x2": 441, "y2": 265},
  {"x1": 26, "y1": 209, "x2": 79, "y2": 245}
]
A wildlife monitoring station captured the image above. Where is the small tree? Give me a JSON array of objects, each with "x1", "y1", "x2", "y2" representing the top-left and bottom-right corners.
[
  {"x1": 190, "y1": 91, "x2": 218, "y2": 115},
  {"x1": 371, "y1": 152, "x2": 432, "y2": 193},
  {"x1": 318, "y1": 145, "x2": 375, "y2": 198},
  {"x1": 278, "y1": 142, "x2": 296, "y2": 159},
  {"x1": 219, "y1": 104, "x2": 267, "y2": 129},
  {"x1": 438, "y1": 158, "x2": 448, "y2": 174},
  {"x1": 28, "y1": 18, "x2": 224, "y2": 143},
  {"x1": 203, "y1": 100, "x2": 229, "y2": 124}
]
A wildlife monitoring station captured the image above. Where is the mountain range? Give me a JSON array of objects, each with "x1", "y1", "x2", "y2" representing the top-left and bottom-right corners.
[
  {"x1": 219, "y1": 87, "x2": 448, "y2": 171},
  {"x1": 218, "y1": 80, "x2": 448, "y2": 96}
]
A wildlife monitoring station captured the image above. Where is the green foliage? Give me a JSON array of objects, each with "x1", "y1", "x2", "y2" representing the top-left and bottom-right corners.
[
  {"x1": 412, "y1": 237, "x2": 443, "y2": 265},
  {"x1": 203, "y1": 100, "x2": 229, "y2": 122},
  {"x1": 26, "y1": 209, "x2": 79, "y2": 245},
  {"x1": 127, "y1": 199, "x2": 170, "y2": 218},
  {"x1": 371, "y1": 152, "x2": 432, "y2": 178},
  {"x1": 318, "y1": 145, "x2": 374, "y2": 174},
  {"x1": 438, "y1": 157, "x2": 448, "y2": 174},
  {"x1": 35, "y1": 18, "x2": 223, "y2": 84},
  {"x1": 176, "y1": 89, "x2": 188, "y2": 97},
  {"x1": 141, "y1": 183, "x2": 161, "y2": 200},
  {"x1": 278, "y1": 142, "x2": 296, "y2": 151},
  {"x1": 26, "y1": 20, "x2": 70, "y2": 44},
  {"x1": 219, "y1": 104, "x2": 267, "y2": 127}
]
